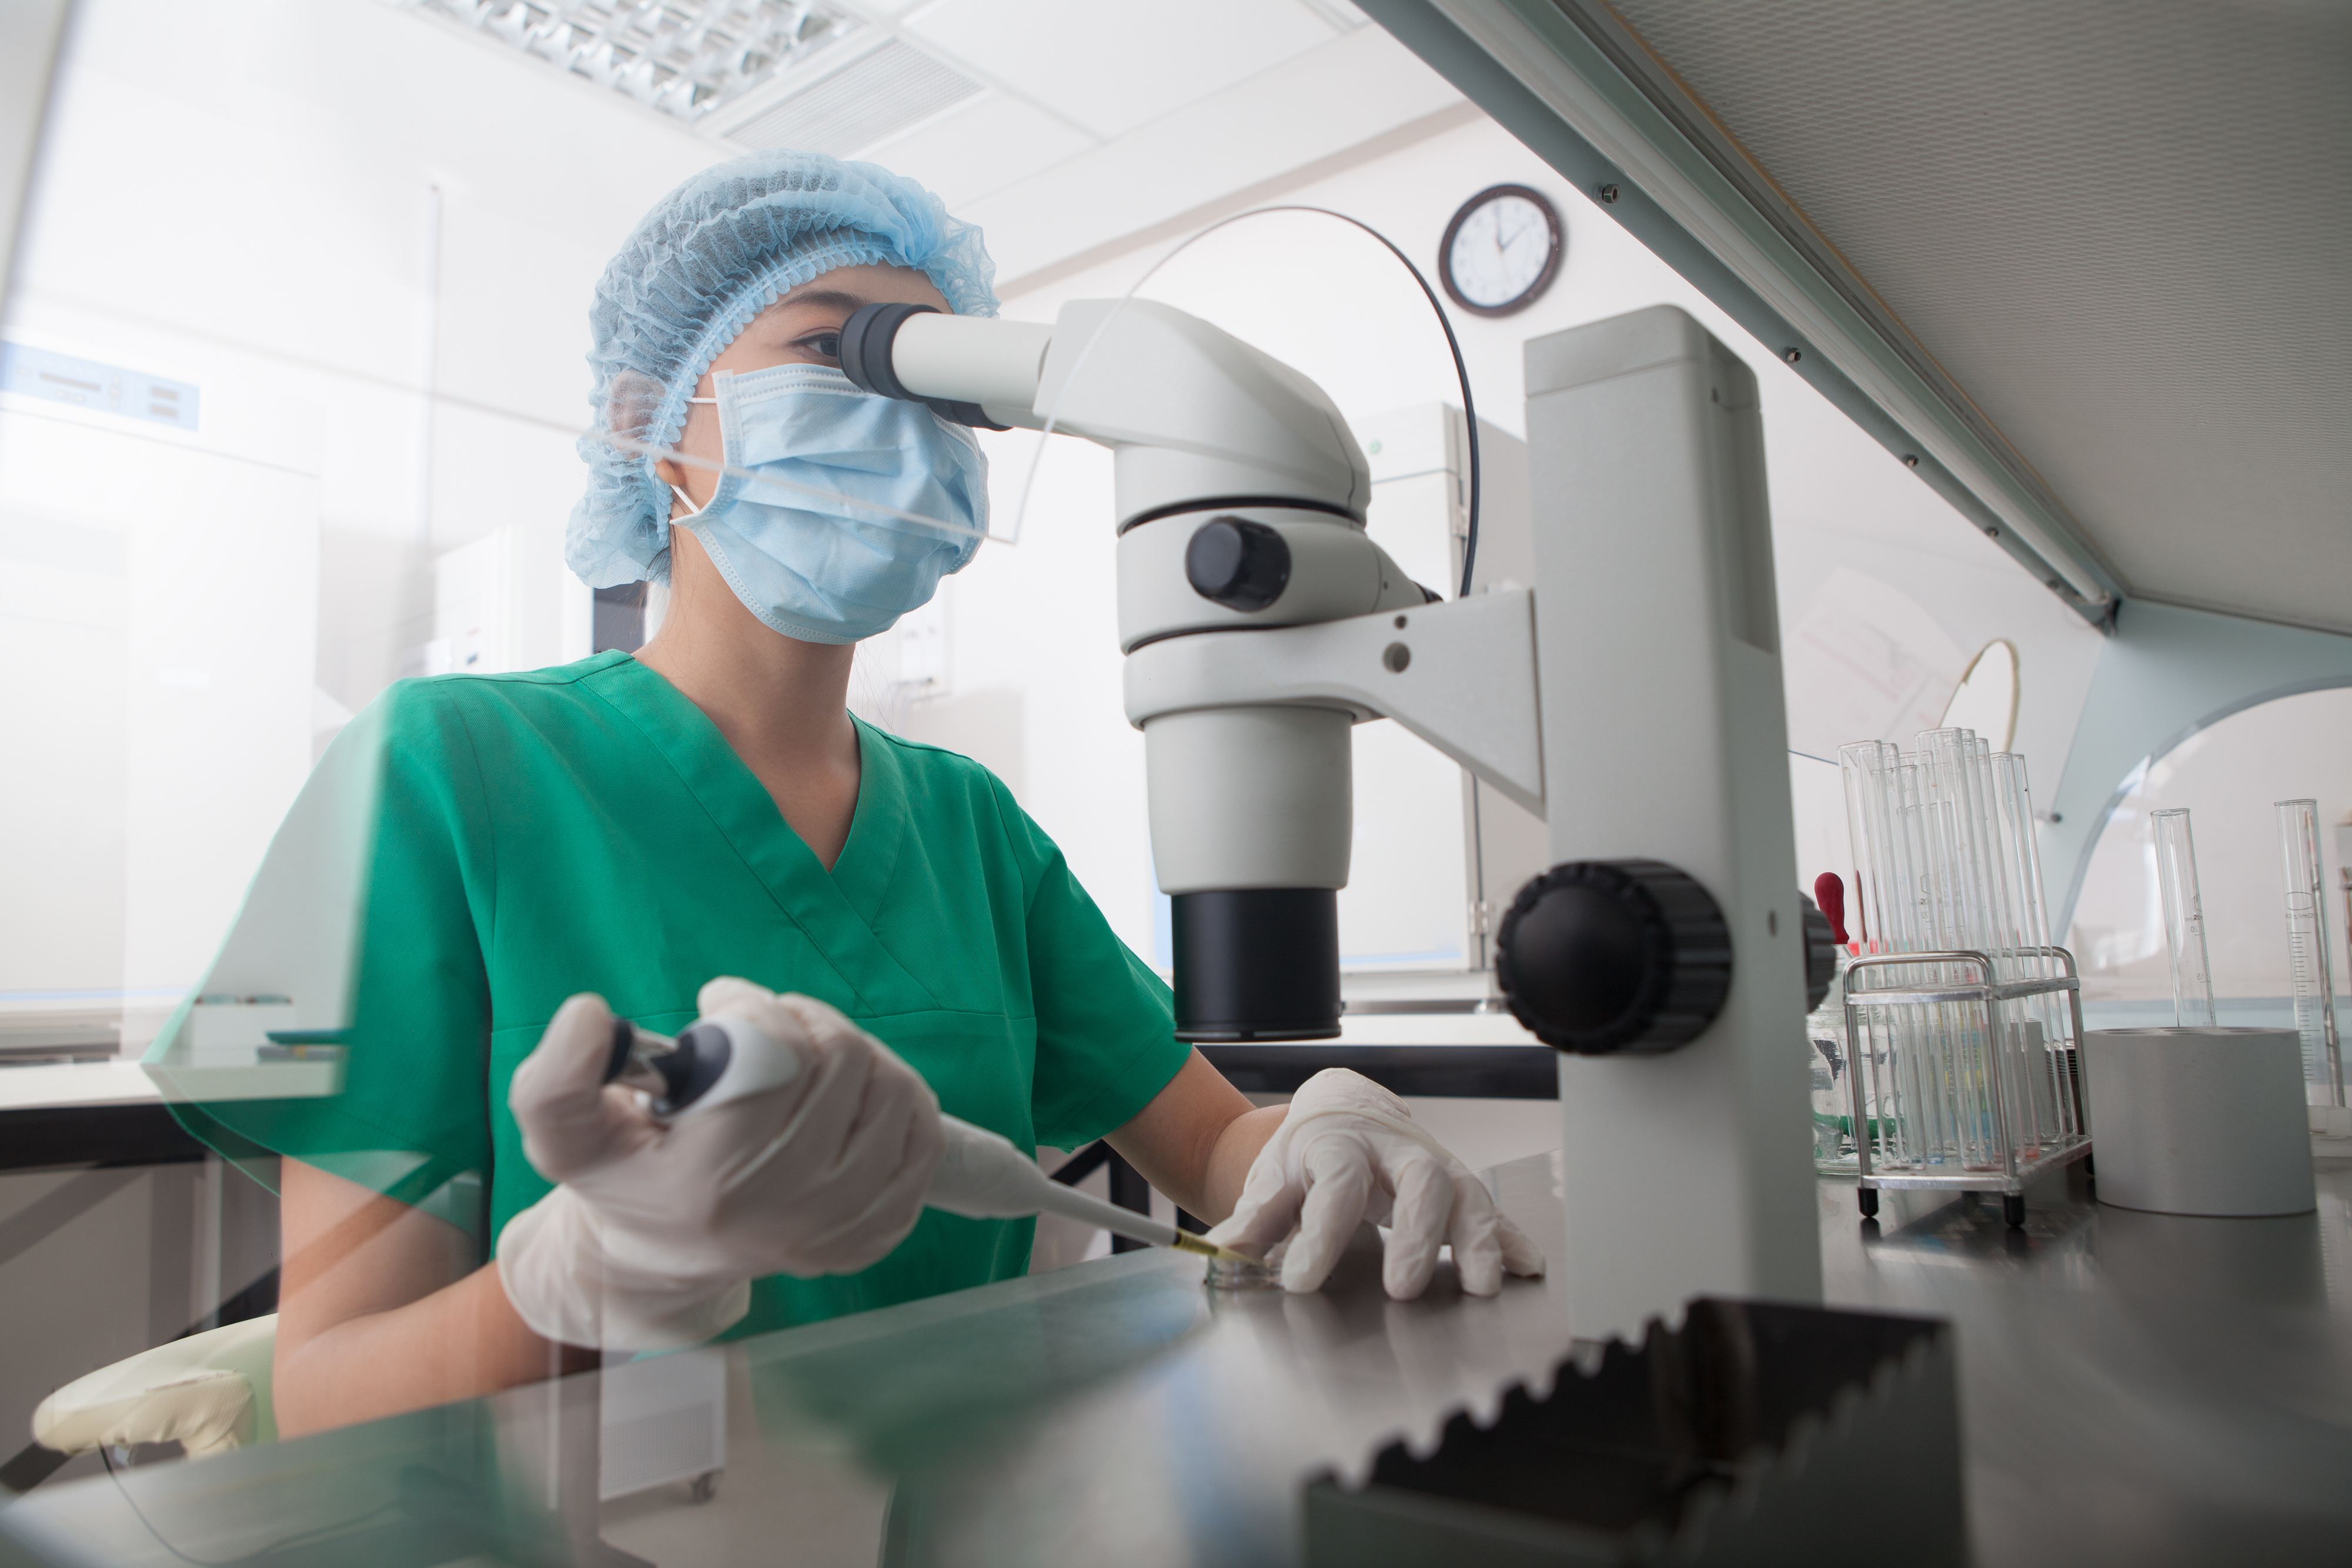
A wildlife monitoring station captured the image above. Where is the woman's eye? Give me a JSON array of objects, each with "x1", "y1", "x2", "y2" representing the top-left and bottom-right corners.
[{"x1": 800, "y1": 332, "x2": 842, "y2": 361}]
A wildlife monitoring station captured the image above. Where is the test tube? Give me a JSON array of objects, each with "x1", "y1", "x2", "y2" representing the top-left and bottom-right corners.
[
  {"x1": 1915, "y1": 730, "x2": 2015, "y2": 978},
  {"x1": 1917, "y1": 730, "x2": 2014, "y2": 1166},
  {"x1": 2277, "y1": 799, "x2": 2344, "y2": 1108},
  {"x1": 2151, "y1": 808, "x2": 2217, "y2": 1028},
  {"x1": 1840, "y1": 743, "x2": 1898, "y2": 1166},
  {"x1": 1962, "y1": 733, "x2": 2041, "y2": 1154},
  {"x1": 1840, "y1": 741, "x2": 1933, "y2": 1169},
  {"x1": 1899, "y1": 753, "x2": 1984, "y2": 1165},
  {"x1": 1994, "y1": 754, "x2": 2076, "y2": 1142},
  {"x1": 1839, "y1": 741, "x2": 1901, "y2": 966},
  {"x1": 2337, "y1": 820, "x2": 2352, "y2": 1042}
]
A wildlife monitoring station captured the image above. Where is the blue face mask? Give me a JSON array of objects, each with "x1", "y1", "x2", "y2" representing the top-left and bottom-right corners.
[{"x1": 671, "y1": 363, "x2": 987, "y2": 645}]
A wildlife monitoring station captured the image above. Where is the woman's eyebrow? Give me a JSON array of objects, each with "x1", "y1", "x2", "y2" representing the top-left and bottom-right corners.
[{"x1": 771, "y1": 288, "x2": 871, "y2": 317}]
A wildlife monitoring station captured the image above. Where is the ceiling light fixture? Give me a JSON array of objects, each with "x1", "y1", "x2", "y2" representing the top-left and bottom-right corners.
[{"x1": 403, "y1": 0, "x2": 861, "y2": 124}]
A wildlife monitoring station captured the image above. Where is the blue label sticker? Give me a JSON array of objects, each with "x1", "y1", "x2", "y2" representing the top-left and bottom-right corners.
[{"x1": 0, "y1": 342, "x2": 201, "y2": 431}]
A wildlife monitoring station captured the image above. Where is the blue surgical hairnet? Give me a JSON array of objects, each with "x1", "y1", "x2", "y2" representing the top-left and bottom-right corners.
[{"x1": 568, "y1": 149, "x2": 998, "y2": 590}]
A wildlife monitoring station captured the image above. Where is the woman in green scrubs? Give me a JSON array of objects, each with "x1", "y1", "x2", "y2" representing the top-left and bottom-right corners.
[{"x1": 171, "y1": 151, "x2": 1534, "y2": 1437}]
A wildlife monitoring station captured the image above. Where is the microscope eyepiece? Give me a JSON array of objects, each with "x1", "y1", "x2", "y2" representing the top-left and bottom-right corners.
[{"x1": 838, "y1": 302, "x2": 1009, "y2": 431}]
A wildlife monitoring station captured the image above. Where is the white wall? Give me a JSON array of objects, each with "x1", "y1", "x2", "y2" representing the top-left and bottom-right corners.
[
  {"x1": 900, "y1": 112, "x2": 2107, "y2": 963},
  {"x1": 2070, "y1": 687, "x2": 2352, "y2": 1007},
  {"x1": 3, "y1": 5, "x2": 2113, "y2": 1022},
  {"x1": 8, "y1": 0, "x2": 721, "y2": 692},
  {"x1": 1, "y1": 0, "x2": 721, "y2": 1027}
]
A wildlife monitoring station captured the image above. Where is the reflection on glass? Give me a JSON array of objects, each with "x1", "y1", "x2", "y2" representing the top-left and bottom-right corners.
[{"x1": 1937, "y1": 637, "x2": 2019, "y2": 753}]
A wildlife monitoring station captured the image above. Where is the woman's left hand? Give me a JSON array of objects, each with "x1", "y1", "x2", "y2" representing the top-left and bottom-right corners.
[{"x1": 1205, "y1": 1068, "x2": 1548, "y2": 1300}]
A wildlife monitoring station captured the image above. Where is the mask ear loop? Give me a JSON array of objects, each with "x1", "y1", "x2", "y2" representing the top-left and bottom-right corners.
[{"x1": 669, "y1": 394, "x2": 721, "y2": 519}]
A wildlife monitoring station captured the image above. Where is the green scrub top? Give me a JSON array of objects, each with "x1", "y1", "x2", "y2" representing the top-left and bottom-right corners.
[{"x1": 164, "y1": 651, "x2": 1190, "y2": 1337}]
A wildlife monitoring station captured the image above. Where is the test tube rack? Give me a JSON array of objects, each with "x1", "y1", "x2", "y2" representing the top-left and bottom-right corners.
[{"x1": 1842, "y1": 945, "x2": 2091, "y2": 1226}]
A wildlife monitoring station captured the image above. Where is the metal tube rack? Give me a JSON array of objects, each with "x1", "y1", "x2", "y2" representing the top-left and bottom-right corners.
[{"x1": 1844, "y1": 945, "x2": 2090, "y2": 1226}]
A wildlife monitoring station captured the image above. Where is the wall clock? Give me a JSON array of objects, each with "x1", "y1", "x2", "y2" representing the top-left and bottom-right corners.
[{"x1": 1438, "y1": 184, "x2": 1563, "y2": 317}]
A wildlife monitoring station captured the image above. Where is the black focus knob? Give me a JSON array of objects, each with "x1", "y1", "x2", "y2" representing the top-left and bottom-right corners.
[
  {"x1": 1495, "y1": 858, "x2": 1733, "y2": 1055},
  {"x1": 1185, "y1": 517, "x2": 1291, "y2": 611},
  {"x1": 1799, "y1": 892, "x2": 1836, "y2": 1012}
]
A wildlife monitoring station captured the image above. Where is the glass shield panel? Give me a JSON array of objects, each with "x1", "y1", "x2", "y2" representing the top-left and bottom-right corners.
[{"x1": 0, "y1": 0, "x2": 1031, "y2": 1499}]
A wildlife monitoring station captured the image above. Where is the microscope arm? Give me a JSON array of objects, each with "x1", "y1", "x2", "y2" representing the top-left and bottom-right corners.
[{"x1": 1121, "y1": 589, "x2": 1545, "y2": 820}]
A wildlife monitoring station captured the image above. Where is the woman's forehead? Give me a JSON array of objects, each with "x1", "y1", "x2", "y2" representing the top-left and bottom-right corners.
[{"x1": 764, "y1": 263, "x2": 950, "y2": 317}]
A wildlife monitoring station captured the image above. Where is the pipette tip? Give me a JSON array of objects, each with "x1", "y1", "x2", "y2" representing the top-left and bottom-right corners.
[{"x1": 1167, "y1": 1231, "x2": 1257, "y2": 1266}]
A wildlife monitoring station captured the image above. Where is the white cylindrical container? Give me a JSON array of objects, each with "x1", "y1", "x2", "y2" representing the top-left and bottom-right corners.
[{"x1": 2083, "y1": 1027, "x2": 2316, "y2": 1217}]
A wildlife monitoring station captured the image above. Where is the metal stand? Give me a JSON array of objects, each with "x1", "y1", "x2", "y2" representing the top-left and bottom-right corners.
[{"x1": 1845, "y1": 946, "x2": 2092, "y2": 1226}]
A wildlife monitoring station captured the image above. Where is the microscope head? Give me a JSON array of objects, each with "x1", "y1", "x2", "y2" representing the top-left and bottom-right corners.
[{"x1": 843, "y1": 298, "x2": 1421, "y2": 1041}]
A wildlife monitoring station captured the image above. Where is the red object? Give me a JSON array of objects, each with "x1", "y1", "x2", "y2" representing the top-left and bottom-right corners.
[{"x1": 1814, "y1": 871, "x2": 1849, "y2": 948}]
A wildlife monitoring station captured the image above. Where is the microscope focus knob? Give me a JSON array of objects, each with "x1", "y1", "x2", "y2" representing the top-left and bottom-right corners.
[
  {"x1": 1799, "y1": 892, "x2": 1837, "y2": 1012},
  {"x1": 1495, "y1": 859, "x2": 1732, "y2": 1055},
  {"x1": 1185, "y1": 517, "x2": 1291, "y2": 611}
]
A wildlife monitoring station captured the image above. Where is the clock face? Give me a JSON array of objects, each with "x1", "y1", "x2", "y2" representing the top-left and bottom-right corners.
[{"x1": 1441, "y1": 186, "x2": 1562, "y2": 317}]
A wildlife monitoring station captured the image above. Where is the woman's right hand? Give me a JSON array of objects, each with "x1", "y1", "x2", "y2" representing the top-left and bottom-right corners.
[{"x1": 496, "y1": 980, "x2": 943, "y2": 1349}]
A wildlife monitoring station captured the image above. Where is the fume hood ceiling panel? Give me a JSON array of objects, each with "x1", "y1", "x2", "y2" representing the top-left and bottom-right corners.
[
  {"x1": 1599, "y1": 0, "x2": 2352, "y2": 634},
  {"x1": 1378, "y1": 0, "x2": 2352, "y2": 635}
]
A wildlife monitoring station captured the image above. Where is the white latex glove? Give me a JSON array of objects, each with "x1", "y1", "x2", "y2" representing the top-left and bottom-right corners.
[
  {"x1": 496, "y1": 979, "x2": 943, "y2": 1350},
  {"x1": 1207, "y1": 1068, "x2": 1547, "y2": 1300}
]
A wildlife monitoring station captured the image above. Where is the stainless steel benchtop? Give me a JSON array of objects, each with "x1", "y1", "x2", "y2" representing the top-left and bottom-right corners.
[{"x1": 5, "y1": 1155, "x2": 2347, "y2": 1567}]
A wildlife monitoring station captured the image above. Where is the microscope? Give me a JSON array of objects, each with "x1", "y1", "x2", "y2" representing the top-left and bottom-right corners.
[{"x1": 841, "y1": 296, "x2": 1826, "y2": 1336}]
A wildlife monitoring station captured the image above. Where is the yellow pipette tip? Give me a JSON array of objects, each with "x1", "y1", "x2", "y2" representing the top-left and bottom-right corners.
[{"x1": 1168, "y1": 1231, "x2": 1257, "y2": 1266}]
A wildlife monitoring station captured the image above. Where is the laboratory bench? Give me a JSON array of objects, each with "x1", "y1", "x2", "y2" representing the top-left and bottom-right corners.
[
  {"x1": 1200, "y1": 1043, "x2": 1555, "y2": 1096},
  {"x1": 3, "y1": 1152, "x2": 2347, "y2": 1567},
  {"x1": 0, "y1": 1062, "x2": 194, "y2": 1174},
  {"x1": 0, "y1": 1037, "x2": 1555, "y2": 1180},
  {"x1": 1200, "y1": 1002, "x2": 1559, "y2": 1096}
]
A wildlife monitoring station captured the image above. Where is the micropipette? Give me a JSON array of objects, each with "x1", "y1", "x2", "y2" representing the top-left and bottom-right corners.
[{"x1": 602, "y1": 1017, "x2": 1255, "y2": 1266}]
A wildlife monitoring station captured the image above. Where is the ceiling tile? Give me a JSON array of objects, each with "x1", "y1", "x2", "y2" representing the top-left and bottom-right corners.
[
  {"x1": 906, "y1": 0, "x2": 1337, "y2": 139},
  {"x1": 965, "y1": 24, "x2": 1461, "y2": 285},
  {"x1": 861, "y1": 93, "x2": 1094, "y2": 210},
  {"x1": 722, "y1": 39, "x2": 983, "y2": 153}
]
